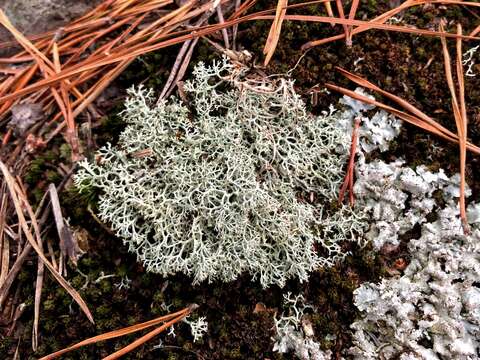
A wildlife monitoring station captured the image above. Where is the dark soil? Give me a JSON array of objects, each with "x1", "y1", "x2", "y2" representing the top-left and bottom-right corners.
[{"x1": 1, "y1": 1, "x2": 479, "y2": 359}]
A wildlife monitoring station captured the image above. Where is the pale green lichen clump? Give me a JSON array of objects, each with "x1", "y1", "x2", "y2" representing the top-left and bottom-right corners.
[{"x1": 75, "y1": 58, "x2": 366, "y2": 287}]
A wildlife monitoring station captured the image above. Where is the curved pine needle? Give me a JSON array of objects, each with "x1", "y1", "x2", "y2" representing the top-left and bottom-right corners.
[
  {"x1": 334, "y1": 66, "x2": 461, "y2": 140},
  {"x1": 263, "y1": 0, "x2": 288, "y2": 66}
]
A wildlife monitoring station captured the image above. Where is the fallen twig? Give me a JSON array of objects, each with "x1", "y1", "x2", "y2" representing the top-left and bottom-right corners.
[{"x1": 49, "y1": 183, "x2": 78, "y2": 270}]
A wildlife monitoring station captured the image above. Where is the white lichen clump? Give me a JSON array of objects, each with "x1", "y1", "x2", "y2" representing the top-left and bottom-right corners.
[
  {"x1": 184, "y1": 316, "x2": 208, "y2": 343},
  {"x1": 338, "y1": 87, "x2": 402, "y2": 154},
  {"x1": 75, "y1": 58, "x2": 367, "y2": 288},
  {"x1": 354, "y1": 159, "x2": 469, "y2": 250},
  {"x1": 350, "y1": 202, "x2": 480, "y2": 360},
  {"x1": 334, "y1": 88, "x2": 480, "y2": 360},
  {"x1": 346, "y1": 100, "x2": 480, "y2": 359},
  {"x1": 273, "y1": 292, "x2": 332, "y2": 360}
]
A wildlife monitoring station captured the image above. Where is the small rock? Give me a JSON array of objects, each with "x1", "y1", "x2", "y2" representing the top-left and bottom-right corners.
[{"x1": 9, "y1": 103, "x2": 43, "y2": 136}]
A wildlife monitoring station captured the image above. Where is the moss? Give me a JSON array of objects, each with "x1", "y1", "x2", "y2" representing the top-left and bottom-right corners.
[
  {"x1": 30, "y1": 187, "x2": 45, "y2": 205},
  {"x1": 43, "y1": 150, "x2": 57, "y2": 162},
  {"x1": 167, "y1": 353, "x2": 179, "y2": 360},
  {"x1": 45, "y1": 169, "x2": 62, "y2": 184},
  {"x1": 99, "y1": 279, "x2": 113, "y2": 293},
  {"x1": 95, "y1": 112, "x2": 126, "y2": 147},
  {"x1": 25, "y1": 157, "x2": 46, "y2": 185},
  {"x1": 229, "y1": 345, "x2": 243, "y2": 359},
  {"x1": 43, "y1": 298, "x2": 56, "y2": 312},
  {"x1": 59, "y1": 143, "x2": 71, "y2": 160},
  {"x1": 9, "y1": 2, "x2": 480, "y2": 359},
  {"x1": 61, "y1": 185, "x2": 96, "y2": 220},
  {"x1": 95, "y1": 304, "x2": 112, "y2": 318}
]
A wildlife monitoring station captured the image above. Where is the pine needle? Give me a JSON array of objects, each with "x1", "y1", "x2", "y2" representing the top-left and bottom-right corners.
[
  {"x1": 338, "y1": 117, "x2": 361, "y2": 205},
  {"x1": 0, "y1": 161, "x2": 94, "y2": 324},
  {"x1": 346, "y1": 0, "x2": 360, "y2": 45},
  {"x1": 40, "y1": 306, "x2": 194, "y2": 360},
  {"x1": 302, "y1": 0, "x2": 480, "y2": 49},
  {"x1": 324, "y1": 82, "x2": 480, "y2": 155},
  {"x1": 324, "y1": 1, "x2": 334, "y2": 20},
  {"x1": 263, "y1": 0, "x2": 288, "y2": 66},
  {"x1": 439, "y1": 22, "x2": 469, "y2": 231},
  {"x1": 334, "y1": 0, "x2": 349, "y2": 42}
]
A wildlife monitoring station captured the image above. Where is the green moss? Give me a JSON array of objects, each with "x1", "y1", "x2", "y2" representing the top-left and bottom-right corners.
[
  {"x1": 30, "y1": 187, "x2": 44, "y2": 205},
  {"x1": 59, "y1": 143, "x2": 71, "y2": 160},
  {"x1": 229, "y1": 346, "x2": 243, "y2": 359},
  {"x1": 43, "y1": 150, "x2": 57, "y2": 162},
  {"x1": 95, "y1": 304, "x2": 112, "y2": 317},
  {"x1": 25, "y1": 157, "x2": 46, "y2": 185},
  {"x1": 45, "y1": 169, "x2": 62, "y2": 184},
  {"x1": 99, "y1": 279, "x2": 113, "y2": 293},
  {"x1": 167, "y1": 353, "x2": 179, "y2": 360},
  {"x1": 43, "y1": 298, "x2": 56, "y2": 312}
]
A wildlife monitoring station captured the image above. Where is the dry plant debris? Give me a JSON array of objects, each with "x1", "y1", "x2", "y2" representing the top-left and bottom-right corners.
[
  {"x1": 338, "y1": 117, "x2": 361, "y2": 206},
  {"x1": 0, "y1": 161, "x2": 93, "y2": 350},
  {"x1": 1, "y1": 2, "x2": 478, "y2": 159},
  {"x1": 439, "y1": 22, "x2": 470, "y2": 231},
  {"x1": 0, "y1": 0, "x2": 243, "y2": 163},
  {"x1": 39, "y1": 305, "x2": 197, "y2": 360}
]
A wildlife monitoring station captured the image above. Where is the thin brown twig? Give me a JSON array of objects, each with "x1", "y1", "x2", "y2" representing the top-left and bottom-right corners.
[{"x1": 338, "y1": 117, "x2": 361, "y2": 205}]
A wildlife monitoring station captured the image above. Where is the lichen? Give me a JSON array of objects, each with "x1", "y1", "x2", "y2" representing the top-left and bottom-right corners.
[
  {"x1": 354, "y1": 159, "x2": 469, "y2": 250},
  {"x1": 184, "y1": 316, "x2": 208, "y2": 343},
  {"x1": 273, "y1": 292, "x2": 332, "y2": 360},
  {"x1": 350, "y1": 201, "x2": 480, "y2": 359},
  {"x1": 75, "y1": 57, "x2": 367, "y2": 288}
]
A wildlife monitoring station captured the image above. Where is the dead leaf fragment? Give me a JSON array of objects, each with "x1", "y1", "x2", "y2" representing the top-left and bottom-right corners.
[
  {"x1": 253, "y1": 302, "x2": 276, "y2": 314},
  {"x1": 253, "y1": 302, "x2": 267, "y2": 313}
]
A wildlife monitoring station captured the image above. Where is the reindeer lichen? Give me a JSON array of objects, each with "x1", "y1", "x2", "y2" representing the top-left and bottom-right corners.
[{"x1": 75, "y1": 58, "x2": 366, "y2": 287}]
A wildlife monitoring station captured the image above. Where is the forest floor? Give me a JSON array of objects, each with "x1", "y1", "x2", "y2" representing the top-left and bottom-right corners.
[{"x1": 0, "y1": 1, "x2": 479, "y2": 359}]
